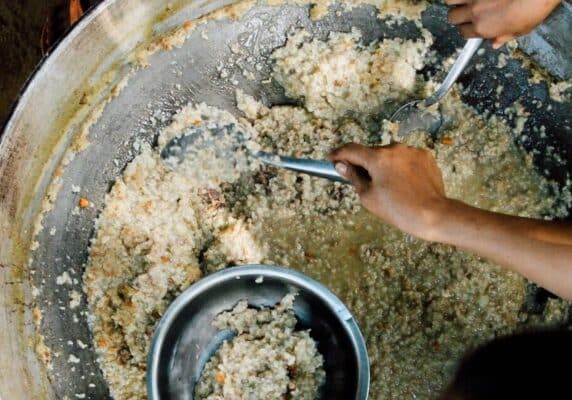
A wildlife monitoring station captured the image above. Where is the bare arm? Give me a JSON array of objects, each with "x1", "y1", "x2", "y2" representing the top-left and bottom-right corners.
[
  {"x1": 329, "y1": 143, "x2": 572, "y2": 300},
  {"x1": 432, "y1": 199, "x2": 572, "y2": 299}
]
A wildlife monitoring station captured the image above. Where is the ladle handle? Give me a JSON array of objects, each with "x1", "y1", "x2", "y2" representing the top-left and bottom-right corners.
[
  {"x1": 257, "y1": 152, "x2": 350, "y2": 184},
  {"x1": 424, "y1": 38, "x2": 483, "y2": 107}
]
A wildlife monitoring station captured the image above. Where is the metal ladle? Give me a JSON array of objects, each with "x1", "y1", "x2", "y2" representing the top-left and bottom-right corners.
[
  {"x1": 161, "y1": 125, "x2": 350, "y2": 183},
  {"x1": 391, "y1": 38, "x2": 483, "y2": 135}
]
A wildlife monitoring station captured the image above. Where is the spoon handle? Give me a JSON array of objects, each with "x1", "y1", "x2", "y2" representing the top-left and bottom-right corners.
[
  {"x1": 257, "y1": 152, "x2": 350, "y2": 184},
  {"x1": 424, "y1": 38, "x2": 483, "y2": 107}
]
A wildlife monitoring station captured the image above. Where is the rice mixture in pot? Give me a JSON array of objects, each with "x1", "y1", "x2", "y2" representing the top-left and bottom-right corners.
[
  {"x1": 84, "y1": 23, "x2": 571, "y2": 400},
  {"x1": 194, "y1": 294, "x2": 326, "y2": 400}
]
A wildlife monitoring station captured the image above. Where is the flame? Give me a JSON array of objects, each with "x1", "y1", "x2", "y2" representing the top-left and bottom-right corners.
[{"x1": 69, "y1": 0, "x2": 84, "y2": 25}]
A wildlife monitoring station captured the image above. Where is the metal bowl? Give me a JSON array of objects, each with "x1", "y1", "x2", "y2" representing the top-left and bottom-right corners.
[{"x1": 147, "y1": 265, "x2": 369, "y2": 400}]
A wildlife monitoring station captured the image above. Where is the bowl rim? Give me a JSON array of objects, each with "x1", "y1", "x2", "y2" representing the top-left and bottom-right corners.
[{"x1": 147, "y1": 264, "x2": 370, "y2": 400}]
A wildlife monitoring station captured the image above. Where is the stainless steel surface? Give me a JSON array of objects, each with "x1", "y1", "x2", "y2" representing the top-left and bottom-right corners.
[
  {"x1": 147, "y1": 265, "x2": 369, "y2": 400},
  {"x1": 161, "y1": 125, "x2": 349, "y2": 184},
  {"x1": 0, "y1": 1, "x2": 571, "y2": 399},
  {"x1": 391, "y1": 38, "x2": 483, "y2": 135}
]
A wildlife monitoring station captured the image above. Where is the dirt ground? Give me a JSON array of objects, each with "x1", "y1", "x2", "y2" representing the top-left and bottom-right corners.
[{"x1": 0, "y1": 0, "x2": 100, "y2": 126}]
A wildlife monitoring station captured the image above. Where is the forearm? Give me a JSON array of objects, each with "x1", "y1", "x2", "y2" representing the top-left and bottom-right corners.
[
  {"x1": 428, "y1": 199, "x2": 572, "y2": 300},
  {"x1": 329, "y1": 143, "x2": 572, "y2": 298}
]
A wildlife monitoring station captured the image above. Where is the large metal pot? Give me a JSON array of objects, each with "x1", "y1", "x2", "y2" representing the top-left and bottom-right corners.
[
  {"x1": 0, "y1": 0, "x2": 570, "y2": 399},
  {"x1": 0, "y1": 2, "x2": 236, "y2": 397}
]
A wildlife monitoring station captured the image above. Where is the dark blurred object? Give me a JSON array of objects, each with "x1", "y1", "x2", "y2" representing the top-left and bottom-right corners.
[
  {"x1": 40, "y1": 0, "x2": 99, "y2": 54},
  {"x1": 0, "y1": 0, "x2": 101, "y2": 126},
  {"x1": 39, "y1": 2, "x2": 71, "y2": 55},
  {"x1": 440, "y1": 329, "x2": 572, "y2": 400},
  {"x1": 0, "y1": 1, "x2": 51, "y2": 126}
]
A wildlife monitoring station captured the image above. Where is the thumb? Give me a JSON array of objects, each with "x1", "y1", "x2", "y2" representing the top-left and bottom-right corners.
[{"x1": 335, "y1": 162, "x2": 371, "y2": 194}]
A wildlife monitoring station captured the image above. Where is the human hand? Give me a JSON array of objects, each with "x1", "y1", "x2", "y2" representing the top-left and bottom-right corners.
[
  {"x1": 328, "y1": 143, "x2": 448, "y2": 241},
  {"x1": 330, "y1": 145, "x2": 572, "y2": 301},
  {"x1": 446, "y1": 0, "x2": 562, "y2": 48}
]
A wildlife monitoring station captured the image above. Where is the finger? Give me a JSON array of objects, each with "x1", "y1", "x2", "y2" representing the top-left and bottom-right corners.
[
  {"x1": 458, "y1": 23, "x2": 478, "y2": 38},
  {"x1": 448, "y1": 6, "x2": 473, "y2": 25},
  {"x1": 334, "y1": 162, "x2": 371, "y2": 194},
  {"x1": 327, "y1": 143, "x2": 376, "y2": 169},
  {"x1": 444, "y1": 0, "x2": 471, "y2": 5},
  {"x1": 492, "y1": 34, "x2": 515, "y2": 49}
]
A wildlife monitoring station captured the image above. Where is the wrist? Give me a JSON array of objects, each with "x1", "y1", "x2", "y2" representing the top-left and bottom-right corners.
[{"x1": 415, "y1": 197, "x2": 456, "y2": 243}]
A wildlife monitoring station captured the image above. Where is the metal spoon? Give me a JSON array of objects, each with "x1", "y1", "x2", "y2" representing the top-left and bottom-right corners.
[
  {"x1": 391, "y1": 38, "x2": 483, "y2": 135},
  {"x1": 160, "y1": 125, "x2": 349, "y2": 184}
]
